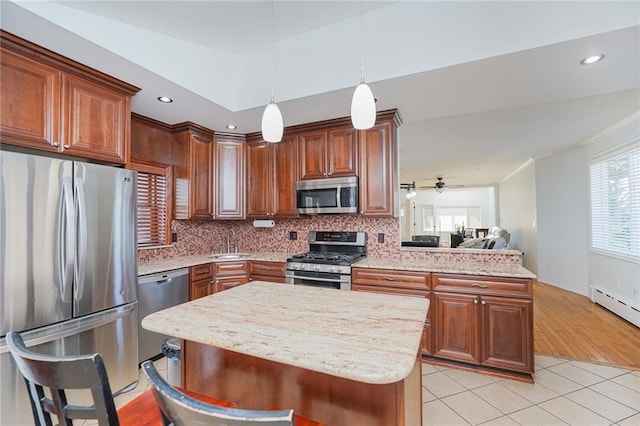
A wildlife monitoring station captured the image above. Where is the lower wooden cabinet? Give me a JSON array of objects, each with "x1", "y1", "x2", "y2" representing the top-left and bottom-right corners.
[
  {"x1": 189, "y1": 264, "x2": 213, "y2": 300},
  {"x1": 249, "y1": 261, "x2": 286, "y2": 283},
  {"x1": 353, "y1": 268, "x2": 534, "y2": 376},
  {"x1": 213, "y1": 261, "x2": 249, "y2": 293}
]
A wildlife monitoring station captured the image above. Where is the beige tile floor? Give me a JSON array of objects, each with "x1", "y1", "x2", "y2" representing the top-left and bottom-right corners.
[
  {"x1": 422, "y1": 355, "x2": 640, "y2": 426},
  {"x1": 82, "y1": 354, "x2": 639, "y2": 425}
]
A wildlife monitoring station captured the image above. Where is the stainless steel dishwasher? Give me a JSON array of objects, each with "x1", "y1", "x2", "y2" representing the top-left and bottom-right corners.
[{"x1": 137, "y1": 268, "x2": 189, "y2": 363}]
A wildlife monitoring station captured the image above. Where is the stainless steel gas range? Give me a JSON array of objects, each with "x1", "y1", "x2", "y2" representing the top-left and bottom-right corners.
[{"x1": 285, "y1": 231, "x2": 367, "y2": 290}]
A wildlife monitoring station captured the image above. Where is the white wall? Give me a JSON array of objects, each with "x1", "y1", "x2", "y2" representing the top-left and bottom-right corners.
[
  {"x1": 535, "y1": 148, "x2": 590, "y2": 296},
  {"x1": 499, "y1": 160, "x2": 538, "y2": 273},
  {"x1": 583, "y1": 113, "x2": 640, "y2": 310}
]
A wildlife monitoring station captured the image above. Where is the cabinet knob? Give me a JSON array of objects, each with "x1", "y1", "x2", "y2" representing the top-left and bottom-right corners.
[
  {"x1": 473, "y1": 299, "x2": 479, "y2": 305},
  {"x1": 481, "y1": 300, "x2": 487, "y2": 305},
  {"x1": 51, "y1": 141, "x2": 60, "y2": 147},
  {"x1": 63, "y1": 143, "x2": 70, "y2": 149}
]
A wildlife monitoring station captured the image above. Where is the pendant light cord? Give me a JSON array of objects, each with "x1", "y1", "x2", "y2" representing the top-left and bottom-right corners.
[
  {"x1": 270, "y1": 0, "x2": 275, "y2": 103},
  {"x1": 360, "y1": 0, "x2": 365, "y2": 84}
]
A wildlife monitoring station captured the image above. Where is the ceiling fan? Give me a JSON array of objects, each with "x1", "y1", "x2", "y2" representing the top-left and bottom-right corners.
[{"x1": 419, "y1": 176, "x2": 463, "y2": 193}]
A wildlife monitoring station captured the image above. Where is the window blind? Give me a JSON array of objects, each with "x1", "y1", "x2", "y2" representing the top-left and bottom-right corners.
[
  {"x1": 590, "y1": 146, "x2": 640, "y2": 259},
  {"x1": 130, "y1": 162, "x2": 173, "y2": 248}
]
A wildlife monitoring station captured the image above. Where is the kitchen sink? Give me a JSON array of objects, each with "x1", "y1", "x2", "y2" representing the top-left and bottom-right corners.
[{"x1": 209, "y1": 253, "x2": 250, "y2": 260}]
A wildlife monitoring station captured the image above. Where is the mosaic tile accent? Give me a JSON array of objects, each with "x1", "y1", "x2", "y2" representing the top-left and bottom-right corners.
[{"x1": 138, "y1": 216, "x2": 522, "y2": 266}]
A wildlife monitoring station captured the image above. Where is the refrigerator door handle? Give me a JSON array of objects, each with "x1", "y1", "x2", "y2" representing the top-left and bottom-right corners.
[
  {"x1": 60, "y1": 177, "x2": 75, "y2": 303},
  {"x1": 74, "y1": 177, "x2": 88, "y2": 302}
]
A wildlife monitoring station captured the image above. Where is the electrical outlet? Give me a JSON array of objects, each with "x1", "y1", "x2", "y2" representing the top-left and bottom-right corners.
[
  {"x1": 289, "y1": 231, "x2": 297, "y2": 240},
  {"x1": 377, "y1": 233, "x2": 384, "y2": 243},
  {"x1": 171, "y1": 232, "x2": 177, "y2": 243}
]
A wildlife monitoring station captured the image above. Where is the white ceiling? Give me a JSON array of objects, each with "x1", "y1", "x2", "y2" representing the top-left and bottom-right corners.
[{"x1": 2, "y1": 1, "x2": 639, "y2": 189}]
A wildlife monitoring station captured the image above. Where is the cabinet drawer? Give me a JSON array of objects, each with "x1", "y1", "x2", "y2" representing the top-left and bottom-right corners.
[
  {"x1": 214, "y1": 275, "x2": 249, "y2": 293},
  {"x1": 190, "y1": 263, "x2": 213, "y2": 280},
  {"x1": 352, "y1": 268, "x2": 430, "y2": 291},
  {"x1": 249, "y1": 261, "x2": 286, "y2": 278},
  {"x1": 214, "y1": 261, "x2": 248, "y2": 277},
  {"x1": 432, "y1": 274, "x2": 532, "y2": 298}
]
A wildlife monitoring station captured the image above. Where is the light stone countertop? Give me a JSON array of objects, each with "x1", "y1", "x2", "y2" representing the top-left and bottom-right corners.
[
  {"x1": 141, "y1": 281, "x2": 428, "y2": 385},
  {"x1": 138, "y1": 252, "x2": 290, "y2": 276},
  {"x1": 353, "y1": 257, "x2": 537, "y2": 279}
]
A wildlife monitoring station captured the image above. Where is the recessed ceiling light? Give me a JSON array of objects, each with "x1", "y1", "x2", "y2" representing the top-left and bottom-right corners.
[
  {"x1": 157, "y1": 96, "x2": 173, "y2": 103},
  {"x1": 226, "y1": 124, "x2": 237, "y2": 130},
  {"x1": 580, "y1": 54, "x2": 605, "y2": 65}
]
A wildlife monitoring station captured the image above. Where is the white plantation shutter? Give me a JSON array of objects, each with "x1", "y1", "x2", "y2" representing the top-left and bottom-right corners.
[
  {"x1": 130, "y1": 163, "x2": 173, "y2": 247},
  {"x1": 590, "y1": 146, "x2": 640, "y2": 259}
]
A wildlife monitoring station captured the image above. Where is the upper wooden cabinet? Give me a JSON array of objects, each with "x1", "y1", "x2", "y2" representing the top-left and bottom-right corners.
[
  {"x1": 358, "y1": 113, "x2": 400, "y2": 217},
  {"x1": 299, "y1": 126, "x2": 356, "y2": 180},
  {"x1": 246, "y1": 135, "x2": 299, "y2": 219},
  {"x1": 173, "y1": 124, "x2": 214, "y2": 220},
  {"x1": 130, "y1": 113, "x2": 173, "y2": 165},
  {"x1": 213, "y1": 134, "x2": 246, "y2": 219},
  {"x1": 0, "y1": 31, "x2": 139, "y2": 164}
]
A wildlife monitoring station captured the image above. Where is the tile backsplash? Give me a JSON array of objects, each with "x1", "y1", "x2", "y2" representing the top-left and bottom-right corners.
[{"x1": 138, "y1": 216, "x2": 521, "y2": 265}]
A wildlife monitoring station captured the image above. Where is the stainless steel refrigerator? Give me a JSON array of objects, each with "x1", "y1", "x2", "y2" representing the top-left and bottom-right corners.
[{"x1": 0, "y1": 150, "x2": 139, "y2": 425}]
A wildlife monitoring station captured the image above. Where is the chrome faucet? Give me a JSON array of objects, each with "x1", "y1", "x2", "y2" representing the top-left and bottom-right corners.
[{"x1": 226, "y1": 228, "x2": 238, "y2": 253}]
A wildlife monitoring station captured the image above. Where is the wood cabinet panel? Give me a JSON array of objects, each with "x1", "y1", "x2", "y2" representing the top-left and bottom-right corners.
[
  {"x1": 174, "y1": 126, "x2": 214, "y2": 220},
  {"x1": 481, "y1": 296, "x2": 533, "y2": 373},
  {"x1": 249, "y1": 261, "x2": 286, "y2": 278},
  {"x1": 246, "y1": 140, "x2": 272, "y2": 217},
  {"x1": 214, "y1": 261, "x2": 248, "y2": 277},
  {"x1": 214, "y1": 136, "x2": 245, "y2": 219},
  {"x1": 272, "y1": 135, "x2": 299, "y2": 217},
  {"x1": 327, "y1": 126, "x2": 357, "y2": 177},
  {"x1": 432, "y1": 274, "x2": 532, "y2": 298},
  {"x1": 299, "y1": 130, "x2": 327, "y2": 180},
  {"x1": 214, "y1": 275, "x2": 249, "y2": 293},
  {"x1": 352, "y1": 268, "x2": 430, "y2": 291},
  {"x1": 190, "y1": 264, "x2": 214, "y2": 300},
  {"x1": 433, "y1": 292, "x2": 481, "y2": 364},
  {"x1": 0, "y1": 50, "x2": 60, "y2": 151},
  {"x1": 190, "y1": 133, "x2": 213, "y2": 219},
  {"x1": 0, "y1": 32, "x2": 138, "y2": 164},
  {"x1": 62, "y1": 73, "x2": 129, "y2": 163},
  {"x1": 130, "y1": 114, "x2": 173, "y2": 165},
  {"x1": 358, "y1": 121, "x2": 397, "y2": 216},
  {"x1": 246, "y1": 135, "x2": 298, "y2": 219}
]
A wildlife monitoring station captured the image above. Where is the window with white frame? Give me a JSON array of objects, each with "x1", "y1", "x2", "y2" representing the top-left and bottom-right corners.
[{"x1": 590, "y1": 146, "x2": 640, "y2": 259}]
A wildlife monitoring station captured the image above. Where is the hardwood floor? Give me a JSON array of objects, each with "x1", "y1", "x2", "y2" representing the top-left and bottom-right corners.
[{"x1": 534, "y1": 280, "x2": 640, "y2": 370}]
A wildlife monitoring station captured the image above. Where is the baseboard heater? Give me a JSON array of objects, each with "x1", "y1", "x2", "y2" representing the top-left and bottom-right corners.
[{"x1": 591, "y1": 286, "x2": 640, "y2": 328}]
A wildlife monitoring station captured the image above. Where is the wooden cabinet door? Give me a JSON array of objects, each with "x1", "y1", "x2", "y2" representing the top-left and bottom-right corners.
[
  {"x1": 246, "y1": 140, "x2": 272, "y2": 218},
  {"x1": 327, "y1": 126, "x2": 357, "y2": 177},
  {"x1": 190, "y1": 278, "x2": 212, "y2": 300},
  {"x1": 189, "y1": 133, "x2": 214, "y2": 219},
  {"x1": 214, "y1": 138, "x2": 245, "y2": 219},
  {"x1": 358, "y1": 121, "x2": 397, "y2": 216},
  {"x1": 0, "y1": 50, "x2": 60, "y2": 152},
  {"x1": 433, "y1": 292, "x2": 481, "y2": 364},
  {"x1": 273, "y1": 135, "x2": 299, "y2": 217},
  {"x1": 299, "y1": 130, "x2": 327, "y2": 180},
  {"x1": 480, "y1": 296, "x2": 533, "y2": 373},
  {"x1": 214, "y1": 276, "x2": 249, "y2": 293},
  {"x1": 62, "y1": 73, "x2": 129, "y2": 163}
]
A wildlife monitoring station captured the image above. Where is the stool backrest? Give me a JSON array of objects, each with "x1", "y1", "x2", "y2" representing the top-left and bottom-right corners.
[
  {"x1": 141, "y1": 361, "x2": 294, "y2": 425},
  {"x1": 6, "y1": 331, "x2": 119, "y2": 426}
]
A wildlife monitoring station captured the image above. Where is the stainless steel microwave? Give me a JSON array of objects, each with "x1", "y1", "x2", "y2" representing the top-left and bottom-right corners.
[{"x1": 296, "y1": 176, "x2": 358, "y2": 214}]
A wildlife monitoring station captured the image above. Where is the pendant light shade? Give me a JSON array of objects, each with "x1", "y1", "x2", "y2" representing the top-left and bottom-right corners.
[
  {"x1": 351, "y1": 82, "x2": 376, "y2": 130},
  {"x1": 261, "y1": 101, "x2": 283, "y2": 143}
]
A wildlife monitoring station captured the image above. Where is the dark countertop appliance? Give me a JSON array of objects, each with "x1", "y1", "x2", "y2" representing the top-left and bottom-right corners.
[{"x1": 286, "y1": 231, "x2": 367, "y2": 290}]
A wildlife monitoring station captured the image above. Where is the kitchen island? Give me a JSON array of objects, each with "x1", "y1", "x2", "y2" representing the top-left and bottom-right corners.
[{"x1": 141, "y1": 281, "x2": 429, "y2": 425}]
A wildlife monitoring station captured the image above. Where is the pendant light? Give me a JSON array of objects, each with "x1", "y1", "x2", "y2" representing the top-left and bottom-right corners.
[
  {"x1": 351, "y1": 1, "x2": 376, "y2": 130},
  {"x1": 261, "y1": 0, "x2": 283, "y2": 142}
]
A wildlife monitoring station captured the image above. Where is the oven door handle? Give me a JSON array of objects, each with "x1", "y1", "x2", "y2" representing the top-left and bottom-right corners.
[{"x1": 285, "y1": 274, "x2": 350, "y2": 284}]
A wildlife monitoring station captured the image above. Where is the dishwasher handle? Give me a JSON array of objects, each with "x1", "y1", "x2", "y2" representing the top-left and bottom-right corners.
[{"x1": 138, "y1": 268, "x2": 188, "y2": 285}]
